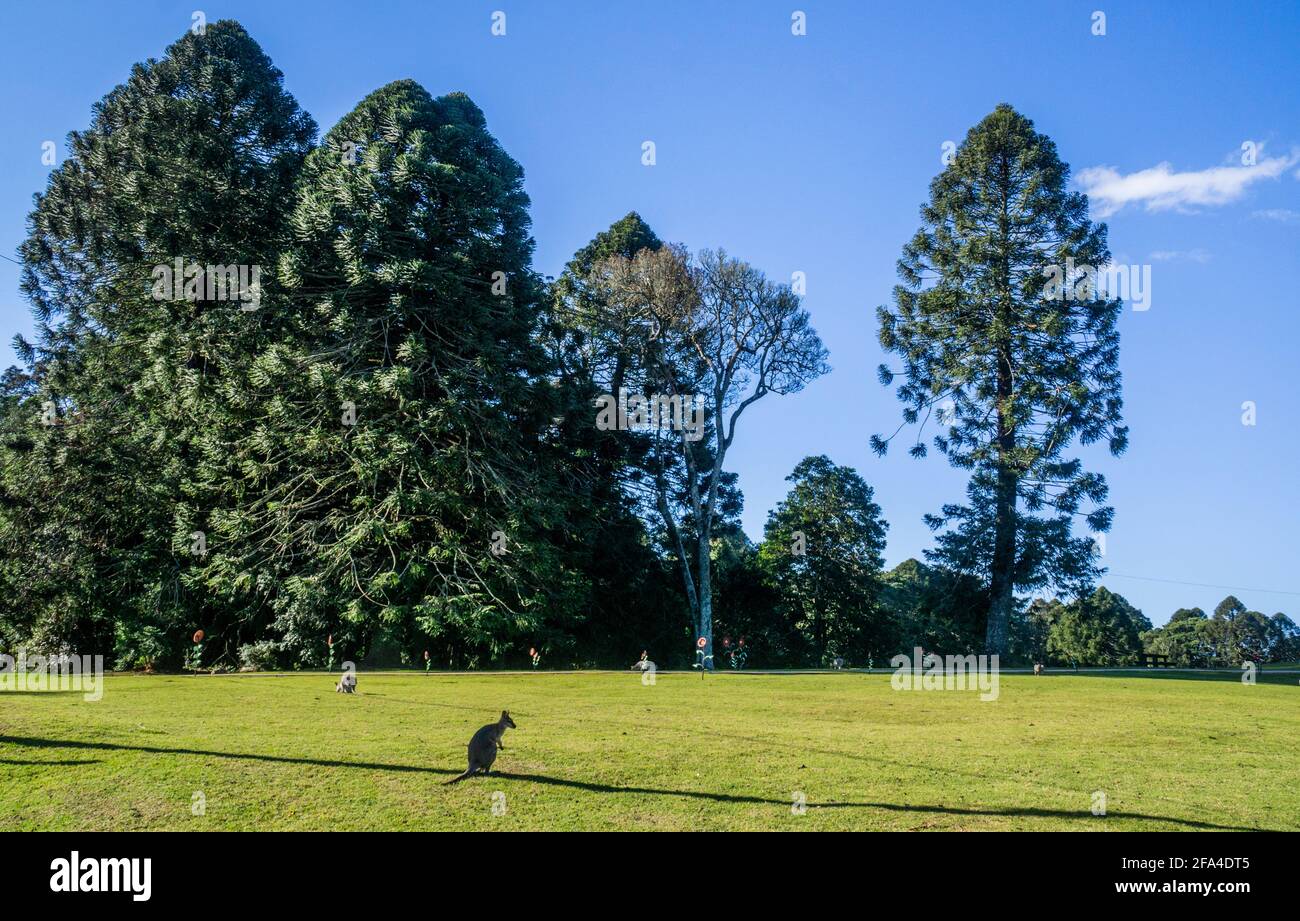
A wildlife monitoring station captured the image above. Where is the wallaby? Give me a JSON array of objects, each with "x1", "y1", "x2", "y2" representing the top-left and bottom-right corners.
[
  {"x1": 336, "y1": 672, "x2": 357, "y2": 693},
  {"x1": 444, "y1": 711, "x2": 516, "y2": 784},
  {"x1": 1033, "y1": 663, "x2": 1044, "y2": 676}
]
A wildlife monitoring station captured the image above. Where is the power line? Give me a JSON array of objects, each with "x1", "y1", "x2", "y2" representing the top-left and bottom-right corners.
[{"x1": 1106, "y1": 572, "x2": 1300, "y2": 598}]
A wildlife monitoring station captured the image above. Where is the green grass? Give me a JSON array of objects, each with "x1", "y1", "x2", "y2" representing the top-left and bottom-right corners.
[{"x1": 2, "y1": 670, "x2": 1297, "y2": 830}]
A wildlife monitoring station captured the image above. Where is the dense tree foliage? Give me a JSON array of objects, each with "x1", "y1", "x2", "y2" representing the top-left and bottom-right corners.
[
  {"x1": 544, "y1": 213, "x2": 694, "y2": 667},
  {"x1": 880, "y1": 558, "x2": 989, "y2": 656},
  {"x1": 4, "y1": 26, "x2": 1274, "y2": 673},
  {"x1": 188, "y1": 78, "x2": 588, "y2": 668},
  {"x1": 756, "y1": 456, "x2": 889, "y2": 666},
  {"x1": 1141, "y1": 597, "x2": 1298, "y2": 666},
  {"x1": 1044, "y1": 587, "x2": 1150, "y2": 666},
  {"x1": 0, "y1": 21, "x2": 315, "y2": 664}
]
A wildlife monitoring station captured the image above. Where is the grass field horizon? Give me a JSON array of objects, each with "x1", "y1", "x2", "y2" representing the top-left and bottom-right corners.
[{"x1": 3, "y1": 671, "x2": 1296, "y2": 831}]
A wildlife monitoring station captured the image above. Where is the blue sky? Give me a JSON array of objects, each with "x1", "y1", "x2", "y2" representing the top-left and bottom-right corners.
[{"x1": 2, "y1": 1, "x2": 1298, "y2": 626}]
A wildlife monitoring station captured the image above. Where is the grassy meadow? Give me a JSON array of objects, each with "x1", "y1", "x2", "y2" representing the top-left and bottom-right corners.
[{"x1": 2, "y1": 670, "x2": 1297, "y2": 831}]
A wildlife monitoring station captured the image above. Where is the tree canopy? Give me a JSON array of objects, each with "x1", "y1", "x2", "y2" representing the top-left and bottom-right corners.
[{"x1": 5, "y1": 29, "x2": 1266, "y2": 674}]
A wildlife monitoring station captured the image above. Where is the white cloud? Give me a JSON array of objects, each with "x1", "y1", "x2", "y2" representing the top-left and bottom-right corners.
[{"x1": 1077, "y1": 151, "x2": 1299, "y2": 217}]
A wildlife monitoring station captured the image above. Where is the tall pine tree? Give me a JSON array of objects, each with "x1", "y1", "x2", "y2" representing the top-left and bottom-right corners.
[
  {"x1": 200, "y1": 80, "x2": 573, "y2": 667},
  {"x1": 873, "y1": 105, "x2": 1127, "y2": 655},
  {"x1": 2, "y1": 21, "x2": 314, "y2": 664}
]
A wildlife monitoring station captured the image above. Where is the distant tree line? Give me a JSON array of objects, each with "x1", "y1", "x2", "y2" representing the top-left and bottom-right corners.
[
  {"x1": 1, "y1": 23, "x2": 1292, "y2": 672},
  {"x1": 1138, "y1": 596, "x2": 1298, "y2": 667}
]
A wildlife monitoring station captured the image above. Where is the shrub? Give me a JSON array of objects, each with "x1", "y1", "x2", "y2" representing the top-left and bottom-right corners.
[{"x1": 238, "y1": 640, "x2": 280, "y2": 672}]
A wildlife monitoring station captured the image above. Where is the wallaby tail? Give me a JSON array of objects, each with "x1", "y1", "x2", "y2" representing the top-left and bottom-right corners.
[{"x1": 444, "y1": 769, "x2": 473, "y2": 785}]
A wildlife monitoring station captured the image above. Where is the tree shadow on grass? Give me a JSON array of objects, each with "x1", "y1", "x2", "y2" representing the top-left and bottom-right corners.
[
  {"x1": 0, "y1": 733, "x2": 443, "y2": 775},
  {"x1": 485, "y1": 770, "x2": 1262, "y2": 830},
  {"x1": 0, "y1": 733, "x2": 1261, "y2": 830}
]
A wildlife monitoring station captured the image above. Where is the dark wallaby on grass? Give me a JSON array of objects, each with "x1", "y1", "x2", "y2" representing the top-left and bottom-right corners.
[{"x1": 445, "y1": 711, "x2": 516, "y2": 784}]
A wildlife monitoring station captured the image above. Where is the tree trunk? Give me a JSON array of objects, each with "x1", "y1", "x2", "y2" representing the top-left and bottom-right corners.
[
  {"x1": 986, "y1": 314, "x2": 1017, "y2": 654},
  {"x1": 985, "y1": 462, "x2": 1016, "y2": 655},
  {"x1": 696, "y1": 521, "x2": 713, "y2": 669},
  {"x1": 986, "y1": 155, "x2": 1017, "y2": 657},
  {"x1": 657, "y1": 490, "x2": 700, "y2": 633},
  {"x1": 694, "y1": 422, "x2": 726, "y2": 670}
]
